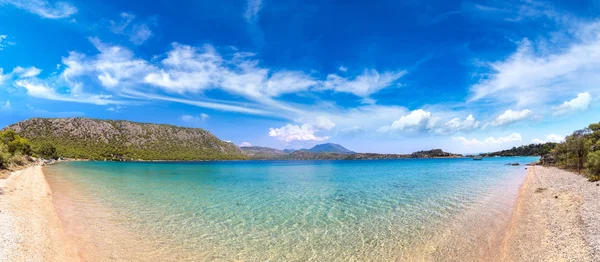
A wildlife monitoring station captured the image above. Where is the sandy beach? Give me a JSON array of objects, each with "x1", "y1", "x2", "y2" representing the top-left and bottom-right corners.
[
  {"x1": 0, "y1": 166, "x2": 79, "y2": 262},
  {"x1": 0, "y1": 164, "x2": 598, "y2": 261}
]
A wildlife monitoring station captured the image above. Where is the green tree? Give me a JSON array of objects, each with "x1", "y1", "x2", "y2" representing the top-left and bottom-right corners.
[
  {"x1": 36, "y1": 143, "x2": 58, "y2": 159},
  {"x1": 587, "y1": 150, "x2": 600, "y2": 182}
]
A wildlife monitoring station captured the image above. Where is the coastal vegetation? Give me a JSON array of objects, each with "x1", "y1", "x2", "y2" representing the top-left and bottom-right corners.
[
  {"x1": 3, "y1": 118, "x2": 245, "y2": 161},
  {"x1": 0, "y1": 130, "x2": 33, "y2": 171},
  {"x1": 551, "y1": 122, "x2": 600, "y2": 181},
  {"x1": 482, "y1": 142, "x2": 557, "y2": 157}
]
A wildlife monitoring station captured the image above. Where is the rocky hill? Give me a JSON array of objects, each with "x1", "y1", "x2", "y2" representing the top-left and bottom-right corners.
[{"x1": 4, "y1": 118, "x2": 245, "y2": 161}]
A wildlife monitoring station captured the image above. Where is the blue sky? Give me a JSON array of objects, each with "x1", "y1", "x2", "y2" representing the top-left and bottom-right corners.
[{"x1": 0, "y1": 0, "x2": 599, "y2": 154}]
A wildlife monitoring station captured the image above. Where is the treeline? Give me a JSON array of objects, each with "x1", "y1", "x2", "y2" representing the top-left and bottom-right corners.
[
  {"x1": 551, "y1": 122, "x2": 600, "y2": 181},
  {"x1": 482, "y1": 143, "x2": 557, "y2": 157},
  {"x1": 0, "y1": 130, "x2": 57, "y2": 170}
]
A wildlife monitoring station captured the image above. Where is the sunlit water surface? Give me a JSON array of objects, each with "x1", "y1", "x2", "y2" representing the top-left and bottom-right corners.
[{"x1": 45, "y1": 157, "x2": 537, "y2": 261}]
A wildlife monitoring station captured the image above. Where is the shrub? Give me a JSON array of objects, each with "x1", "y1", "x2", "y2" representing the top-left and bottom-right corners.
[
  {"x1": 586, "y1": 150, "x2": 600, "y2": 182},
  {"x1": 8, "y1": 153, "x2": 24, "y2": 166},
  {"x1": 36, "y1": 143, "x2": 58, "y2": 160}
]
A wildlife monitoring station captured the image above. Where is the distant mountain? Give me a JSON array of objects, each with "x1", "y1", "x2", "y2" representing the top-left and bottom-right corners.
[
  {"x1": 307, "y1": 143, "x2": 355, "y2": 154},
  {"x1": 4, "y1": 118, "x2": 245, "y2": 161},
  {"x1": 283, "y1": 149, "x2": 297, "y2": 153},
  {"x1": 241, "y1": 146, "x2": 286, "y2": 159}
]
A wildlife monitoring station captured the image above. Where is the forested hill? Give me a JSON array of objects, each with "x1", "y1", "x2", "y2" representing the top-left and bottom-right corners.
[
  {"x1": 3, "y1": 118, "x2": 245, "y2": 160},
  {"x1": 482, "y1": 142, "x2": 557, "y2": 157}
]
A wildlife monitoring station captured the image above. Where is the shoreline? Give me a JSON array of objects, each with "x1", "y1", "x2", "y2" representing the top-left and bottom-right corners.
[
  {"x1": 0, "y1": 165, "x2": 79, "y2": 261},
  {"x1": 500, "y1": 166, "x2": 600, "y2": 261},
  {"x1": 1, "y1": 163, "x2": 598, "y2": 261}
]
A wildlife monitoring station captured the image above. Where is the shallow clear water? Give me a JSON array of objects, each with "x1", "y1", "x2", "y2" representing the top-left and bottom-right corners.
[{"x1": 45, "y1": 157, "x2": 537, "y2": 261}]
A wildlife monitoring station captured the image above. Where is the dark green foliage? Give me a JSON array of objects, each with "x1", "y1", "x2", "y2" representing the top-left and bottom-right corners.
[
  {"x1": 36, "y1": 143, "x2": 58, "y2": 160},
  {"x1": 4, "y1": 118, "x2": 246, "y2": 161},
  {"x1": 0, "y1": 130, "x2": 32, "y2": 169},
  {"x1": 551, "y1": 122, "x2": 600, "y2": 181},
  {"x1": 483, "y1": 143, "x2": 557, "y2": 157}
]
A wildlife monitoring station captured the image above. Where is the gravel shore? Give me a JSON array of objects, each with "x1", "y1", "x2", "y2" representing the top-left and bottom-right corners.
[
  {"x1": 0, "y1": 166, "x2": 79, "y2": 261},
  {"x1": 501, "y1": 166, "x2": 600, "y2": 261}
]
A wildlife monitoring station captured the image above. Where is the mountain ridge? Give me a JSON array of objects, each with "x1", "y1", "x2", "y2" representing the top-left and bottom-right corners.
[{"x1": 4, "y1": 118, "x2": 245, "y2": 160}]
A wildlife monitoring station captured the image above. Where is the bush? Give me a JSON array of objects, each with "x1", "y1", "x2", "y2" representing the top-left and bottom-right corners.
[
  {"x1": 586, "y1": 150, "x2": 600, "y2": 182},
  {"x1": 36, "y1": 143, "x2": 58, "y2": 160},
  {"x1": 8, "y1": 153, "x2": 24, "y2": 166},
  {"x1": 0, "y1": 144, "x2": 10, "y2": 168}
]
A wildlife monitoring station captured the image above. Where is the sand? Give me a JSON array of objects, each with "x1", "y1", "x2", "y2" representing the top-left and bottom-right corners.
[
  {"x1": 0, "y1": 165, "x2": 79, "y2": 261},
  {"x1": 500, "y1": 166, "x2": 600, "y2": 261}
]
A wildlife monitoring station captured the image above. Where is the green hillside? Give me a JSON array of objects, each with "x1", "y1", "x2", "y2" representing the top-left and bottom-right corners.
[{"x1": 3, "y1": 118, "x2": 245, "y2": 161}]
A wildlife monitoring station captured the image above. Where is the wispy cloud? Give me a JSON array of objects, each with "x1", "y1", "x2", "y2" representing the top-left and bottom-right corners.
[
  {"x1": 321, "y1": 69, "x2": 406, "y2": 99},
  {"x1": 180, "y1": 113, "x2": 209, "y2": 126},
  {"x1": 109, "y1": 12, "x2": 154, "y2": 45},
  {"x1": 486, "y1": 109, "x2": 533, "y2": 127},
  {"x1": 0, "y1": 34, "x2": 16, "y2": 50},
  {"x1": 244, "y1": 0, "x2": 262, "y2": 23},
  {"x1": 532, "y1": 134, "x2": 564, "y2": 144},
  {"x1": 376, "y1": 109, "x2": 480, "y2": 135},
  {"x1": 452, "y1": 133, "x2": 523, "y2": 150},
  {"x1": 2, "y1": 0, "x2": 77, "y2": 19},
  {"x1": 21, "y1": 37, "x2": 405, "y2": 118},
  {"x1": 468, "y1": 21, "x2": 600, "y2": 108},
  {"x1": 552, "y1": 92, "x2": 591, "y2": 116},
  {"x1": 0, "y1": 100, "x2": 12, "y2": 113},
  {"x1": 15, "y1": 80, "x2": 124, "y2": 105}
]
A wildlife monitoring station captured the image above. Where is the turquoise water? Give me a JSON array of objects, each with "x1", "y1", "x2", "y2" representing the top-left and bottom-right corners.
[{"x1": 45, "y1": 157, "x2": 537, "y2": 261}]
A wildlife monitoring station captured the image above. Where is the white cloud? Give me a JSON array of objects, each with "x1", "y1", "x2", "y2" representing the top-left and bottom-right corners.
[
  {"x1": 2, "y1": 0, "x2": 77, "y2": 19},
  {"x1": 552, "y1": 92, "x2": 591, "y2": 116},
  {"x1": 269, "y1": 116, "x2": 336, "y2": 142},
  {"x1": 130, "y1": 24, "x2": 152, "y2": 45},
  {"x1": 180, "y1": 113, "x2": 209, "y2": 125},
  {"x1": 11, "y1": 66, "x2": 42, "y2": 78},
  {"x1": 377, "y1": 109, "x2": 481, "y2": 135},
  {"x1": 244, "y1": 0, "x2": 262, "y2": 23},
  {"x1": 0, "y1": 100, "x2": 12, "y2": 113},
  {"x1": 106, "y1": 105, "x2": 124, "y2": 112},
  {"x1": 322, "y1": 69, "x2": 406, "y2": 98},
  {"x1": 239, "y1": 142, "x2": 252, "y2": 147},
  {"x1": 452, "y1": 133, "x2": 523, "y2": 147},
  {"x1": 488, "y1": 109, "x2": 532, "y2": 127},
  {"x1": 314, "y1": 116, "x2": 335, "y2": 130},
  {"x1": 13, "y1": 37, "x2": 407, "y2": 123},
  {"x1": 110, "y1": 12, "x2": 153, "y2": 45},
  {"x1": 265, "y1": 71, "x2": 317, "y2": 96},
  {"x1": 269, "y1": 123, "x2": 329, "y2": 142},
  {"x1": 438, "y1": 114, "x2": 480, "y2": 134},
  {"x1": 14, "y1": 80, "x2": 122, "y2": 105},
  {"x1": 338, "y1": 66, "x2": 348, "y2": 72},
  {"x1": 380, "y1": 109, "x2": 440, "y2": 133},
  {"x1": 468, "y1": 22, "x2": 600, "y2": 107},
  {"x1": 532, "y1": 134, "x2": 565, "y2": 144},
  {"x1": 0, "y1": 35, "x2": 16, "y2": 50}
]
